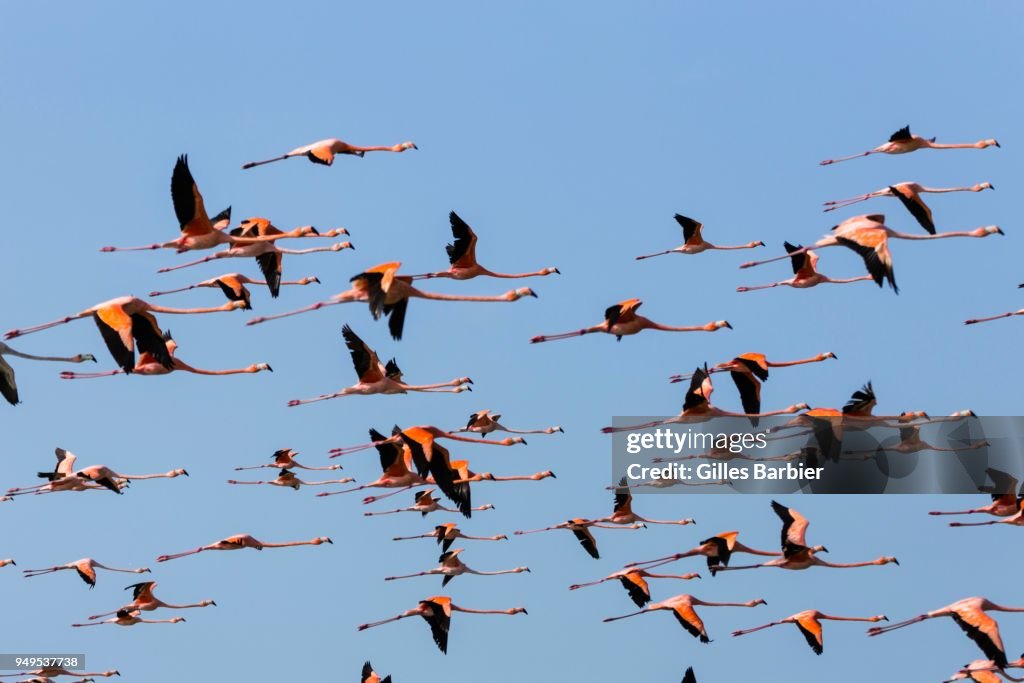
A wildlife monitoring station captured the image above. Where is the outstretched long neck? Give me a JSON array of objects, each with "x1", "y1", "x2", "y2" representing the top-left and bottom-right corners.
[
  {"x1": 3, "y1": 348, "x2": 83, "y2": 363},
  {"x1": 769, "y1": 356, "x2": 830, "y2": 368},
  {"x1": 646, "y1": 322, "x2": 716, "y2": 332},
  {"x1": 148, "y1": 303, "x2": 237, "y2": 315},
  {"x1": 452, "y1": 606, "x2": 519, "y2": 615},
  {"x1": 260, "y1": 539, "x2": 321, "y2": 548},
  {"x1": 411, "y1": 289, "x2": 517, "y2": 303}
]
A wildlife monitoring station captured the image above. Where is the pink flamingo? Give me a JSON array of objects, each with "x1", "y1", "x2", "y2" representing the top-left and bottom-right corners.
[
  {"x1": 72, "y1": 609, "x2": 186, "y2": 627},
  {"x1": 603, "y1": 594, "x2": 767, "y2": 643},
  {"x1": 455, "y1": 409, "x2": 563, "y2": 437},
  {"x1": 234, "y1": 448, "x2": 342, "y2": 472},
  {"x1": 824, "y1": 181, "x2": 994, "y2": 233},
  {"x1": 86, "y1": 581, "x2": 215, "y2": 620},
  {"x1": 149, "y1": 272, "x2": 321, "y2": 308},
  {"x1": 636, "y1": 213, "x2": 764, "y2": 260},
  {"x1": 226, "y1": 469, "x2": 355, "y2": 490},
  {"x1": 392, "y1": 523, "x2": 508, "y2": 552},
  {"x1": 930, "y1": 469, "x2": 1023, "y2": 518},
  {"x1": 820, "y1": 126, "x2": 999, "y2": 165},
  {"x1": 242, "y1": 138, "x2": 417, "y2": 169},
  {"x1": 363, "y1": 489, "x2": 494, "y2": 517},
  {"x1": 384, "y1": 548, "x2": 530, "y2": 586},
  {"x1": 156, "y1": 534, "x2": 332, "y2": 562},
  {"x1": 732, "y1": 609, "x2": 889, "y2": 655},
  {"x1": 22, "y1": 557, "x2": 150, "y2": 588},
  {"x1": 670, "y1": 351, "x2": 836, "y2": 384},
  {"x1": 0, "y1": 342, "x2": 96, "y2": 405},
  {"x1": 530, "y1": 298, "x2": 730, "y2": 343},
  {"x1": 736, "y1": 242, "x2": 873, "y2": 292},
  {"x1": 626, "y1": 530, "x2": 781, "y2": 573},
  {"x1": 569, "y1": 567, "x2": 701, "y2": 606}
]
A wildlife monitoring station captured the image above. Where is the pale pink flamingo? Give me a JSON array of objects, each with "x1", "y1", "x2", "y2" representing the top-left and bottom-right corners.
[
  {"x1": 824, "y1": 181, "x2": 995, "y2": 233},
  {"x1": 234, "y1": 448, "x2": 342, "y2": 472},
  {"x1": 392, "y1": 523, "x2": 508, "y2": 552},
  {"x1": 0, "y1": 342, "x2": 95, "y2": 405},
  {"x1": 0, "y1": 559, "x2": 16, "y2": 568},
  {"x1": 22, "y1": 558, "x2": 150, "y2": 588},
  {"x1": 449, "y1": 459, "x2": 556, "y2": 485},
  {"x1": 5, "y1": 449, "x2": 117, "y2": 497},
  {"x1": 530, "y1": 298, "x2": 730, "y2": 343},
  {"x1": 626, "y1": 531, "x2": 781, "y2": 573},
  {"x1": 86, "y1": 581, "x2": 215, "y2": 620},
  {"x1": 587, "y1": 478, "x2": 695, "y2": 526},
  {"x1": 455, "y1": 409, "x2": 563, "y2": 437},
  {"x1": 74, "y1": 464, "x2": 188, "y2": 495},
  {"x1": 149, "y1": 272, "x2": 321, "y2": 308},
  {"x1": 736, "y1": 242, "x2": 873, "y2": 292},
  {"x1": 636, "y1": 213, "x2": 764, "y2": 260},
  {"x1": 820, "y1": 126, "x2": 999, "y2": 165},
  {"x1": 603, "y1": 594, "x2": 767, "y2": 642},
  {"x1": 670, "y1": 351, "x2": 836, "y2": 384},
  {"x1": 946, "y1": 657, "x2": 1024, "y2": 683},
  {"x1": 384, "y1": 548, "x2": 529, "y2": 586},
  {"x1": 246, "y1": 261, "x2": 536, "y2": 341},
  {"x1": 73, "y1": 609, "x2": 186, "y2": 627},
  {"x1": 569, "y1": 567, "x2": 701, "y2": 606},
  {"x1": 156, "y1": 534, "x2": 332, "y2": 562},
  {"x1": 155, "y1": 234, "x2": 352, "y2": 275},
  {"x1": 242, "y1": 138, "x2": 417, "y2": 169},
  {"x1": 930, "y1": 469, "x2": 1023, "y2": 518},
  {"x1": 226, "y1": 469, "x2": 355, "y2": 490},
  {"x1": 514, "y1": 519, "x2": 645, "y2": 560},
  {"x1": 843, "y1": 424, "x2": 989, "y2": 456},
  {"x1": 732, "y1": 609, "x2": 888, "y2": 655},
  {"x1": 362, "y1": 489, "x2": 494, "y2": 517}
]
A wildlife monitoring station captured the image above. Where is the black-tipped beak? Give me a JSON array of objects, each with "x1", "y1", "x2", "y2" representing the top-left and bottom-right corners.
[
  {"x1": 997, "y1": 228, "x2": 1005, "y2": 235},
  {"x1": 521, "y1": 439, "x2": 528, "y2": 445},
  {"x1": 521, "y1": 609, "x2": 528, "y2": 615},
  {"x1": 995, "y1": 141, "x2": 1002, "y2": 148},
  {"x1": 466, "y1": 386, "x2": 473, "y2": 392},
  {"x1": 211, "y1": 601, "x2": 217, "y2": 606},
  {"x1": 724, "y1": 322, "x2": 733, "y2": 329},
  {"x1": 313, "y1": 277, "x2": 321, "y2": 283},
  {"x1": 553, "y1": 268, "x2": 561, "y2": 274},
  {"x1": 327, "y1": 538, "x2": 334, "y2": 544},
  {"x1": 892, "y1": 558, "x2": 899, "y2": 565},
  {"x1": 990, "y1": 183, "x2": 996, "y2": 190},
  {"x1": 466, "y1": 378, "x2": 474, "y2": 384},
  {"x1": 182, "y1": 470, "x2": 190, "y2": 477},
  {"x1": 820, "y1": 547, "x2": 829, "y2": 553},
  {"x1": 267, "y1": 365, "x2": 274, "y2": 372},
  {"x1": 310, "y1": 227, "x2": 320, "y2": 235},
  {"x1": 549, "y1": 472, "x2": 557, "y2": 479}
]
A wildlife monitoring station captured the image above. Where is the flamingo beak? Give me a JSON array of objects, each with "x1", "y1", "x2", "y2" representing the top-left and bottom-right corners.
[
  {"x1": 310, "y1": 227, "x2": 320, "y2": 235},
  {"x1": 211, "y1": 601, "x2": 217, "y2": 606},
  {"x1": 266, "y1": 365, "x2": 274, "y2": 372},
  {"x1": 724, "y1": 322, "x2": 733, "y2": 329},
  {"x1": 182, "y1": 470, "x2": 190, "y2": 477}
]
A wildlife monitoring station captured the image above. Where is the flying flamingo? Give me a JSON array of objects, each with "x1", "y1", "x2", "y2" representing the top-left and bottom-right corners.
[
  {"x1": 318, "y1": 428, "x2": 428, "y2": 502},
  {"x1": 513, "y1": 519, "x2": 645, "y2": 560},
  {"x1": 22, "y1": 558, "x2": 150, "y2": 588},
  {"x1": 530, "y1": 298, "x2": 730, "y2": 343},
  {"x1": 636, "y1": 213, "x2": 764, "y2": 260},
  {"x1": 824, "y1": 182, "x2": 995, "y2": 233},
  {"x1": 246, "y1": 261, "x2": 536, "y2": 340},
  {"x1": 411, "y1": 211, "x2": 559, "y2": 280},
  {"x1": 362, "y1": 489, "x2": 494, "y2": 517},
  {"x1": 329, "y1": 423, "x2": 526, "y2": 458},
  {"x1": 946, "y1": 657, "x2": 1024, "y2": 683},
  {"x1": 0, "y1": 342, "x2": 95, "y2": 405},
  {"x1": 449, "y1": 459, "x2": 556, "y2": 485},
  {"x1": 5, "y1": 448, "x2": 117, "y2": 497},
  {"x1": 843, "y1": 423, "x2": 989, "y2": 457},
  {"x1": 603, "y1": 594, "x2": 767, "y2": 643},
  {"x1": 569, "y1": 567, "x2": 701, "y2": 606},
  {"x1": 736, "y1": 242, "x2": 873, "y2": 292},
  {"x1": 948, "y1": 505, "x2": 1024, "y2": 529},
  {"x1": 72, "y1": 608, "x2": 186, "y2": 627},
  {"x1": 930, "y1": 469, "x2": 1023, "y2": 518},
  {"x1": 74, "y1": 464, "x2": 188, "y2": 494},
  {"x1": 587, "y1": 478, "x2": 695, "y2": 527},
  {"x1": 149, "y1": 273, "x2": 321, "y2": 308},
  {"x1": 670, "y1": 351, "x2": 837, "y2": 384},
  {"x1": 3, "y1": 296, "x2": 245, "y2": 373},
  {"x1": 156, "y1": 534, "x2": 332, "y2": 562},
  {"x1": 455, "y1": 409, "x2": 563, "y2": 437},
  {"x1": 357, "y1": 595, "x2": 526, "y2": 654},
  {"x1": 100, "y1": 157, "x2": 336, "y2": 253},
  {"x1": 712, "y1": 501, "x2": 898, "y2": 574},
  {"x1": 60, "y1": 331, "x2": 272, "y2": 380},
  {"x1": 234, "y1": 448, "x2": 343, "y2": 472},
  {"x1": 86, "y1": 581, "x2": 215, "y2": 620},
  {"x1": 625, "y1": 531, "x2": 782, "y2": 573},
  {"x1": 732, "y1": 609, "x2": 889, "y2": 654},
  {"x1": 392, "y1": 523, "x2": 508, "y2": 552},
  {"x1": 739, "y1": 214, "x2": 1004, "y2": 293},
  {"x1": 384, "y1": 548, "x2": 530, "y2": 586},
  {"x1": 0, "y1": 559, "x2": 15, "y2": 567},
  {"x1": 867, "y1": 597, "x2": 1024, "y2": 668},
  {"x1": 242, "y1": 137, "x2": 417, "y2": 169},
  {"x1": 820, "y1": 126, "x2": 999, "y2": 165},
  {"x1": 226, "y1": 469, "x2": 355, "y2": 490},
  {"x1": 287, "y1": 325, "x2": 471, "y2": 406},
  {"x1": 362, "y1": 661, "x2": 392, "y2": 683}
]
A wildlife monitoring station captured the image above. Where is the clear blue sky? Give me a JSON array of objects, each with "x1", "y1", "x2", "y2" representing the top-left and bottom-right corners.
[{"x1": 2, "y1": 2, "x2": 1022, "y2": 681}]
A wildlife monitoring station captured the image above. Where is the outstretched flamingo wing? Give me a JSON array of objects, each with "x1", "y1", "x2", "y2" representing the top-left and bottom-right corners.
[
  {"x1": 605, "y1": 299, "x2": 642, "y2": 327},
  {"x1": 125, "y1": 581, "x2": 157, "y2": 601},
  {"x1": 446, "y1": 212, "x2": 479, "y2": 268},
  {"x1": 255, "y1": 252, "x2": 283, "y2": 298},
  {"x1": 889, "y1": 185, "x2": 935, "y2": 234},
  {"x1": 570, "y1": 522, "x2": 600, "y2": 559},
  {"x1": 306, "y1": 145, "x2": 335, "y2": 166},
  {"x1": 0, "y1": 355, "x2": 17, "y2": 405},
  {"x1": 672, "y1": 604, "x2": 709, "y2": 642},
  {"x1": 795, "y1": 615, "x2": 824, "y2": 654},
  {"x1": 612, "y1": 477, "x2": 633, "y2": 515},
  {"x1": 729, "y1": 370, "x2": 762, "y2": 418},
  {"x1": 215, "y1": 276, "x2": 253, "y2": 309},
  {"x1": 734, "y1": 353, "x2": 769, "y2": 381},
  {"x1": 952, "y1": 610, "x2": 1006, "y2": 667},
  {"x1": 835, "y1": 231, "x2": 897, "y2": 293},
  {"x1": 771, "y1": 500, "x2": 809, "y2": 548},
  {"x1": 342, "y1": 326, "x2": 384, "y2": 384},
  {"x1": 784, "y1": 242, "x2": 816, "y2": 278},
  {"x1": 843, "y1": 381, "x2": 876, "y2": 415},
  {"x1": 682, "y1": 667, "x2": 697, "y2": 683},
  {"x1": 419, "y1": 598, "x2": 452, "y2": 654},
  {"x1": 171, "y1": 155, "x2": 214, "y2": 236},
  {"x1": 674, "y1": 214, "x2": 704, "y2": 245},
  {"x1": 889, "y1": 126, "x2": 913, "y2": 142},
  {"x1": 618, "y1": 572, "x2": 652, "y2": 607},
  {"x1": 683, "y1": 366, "x2": 712, "y2": 412}
]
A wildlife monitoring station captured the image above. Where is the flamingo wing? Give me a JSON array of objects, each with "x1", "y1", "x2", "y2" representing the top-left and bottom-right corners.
[
  {"x1": 683, "y1": 366, "x2": 712, "y2": 412},
  {"x1": 729, "y1": 370, "x2": 762, "y2": 418},
  {"x1": 215, "y1": 276, "x2": 252, "y2": 310},
  {"x1": 210, "y1": 206, "x2": 232, "y2": 231},
  {"x1": 125, "y1": 581, "x2": 156, "y2": 601},
  {"x1": 784, "y1": 241, "x2": 816, "y2": 278},
  {"x1": 75, "y1": 564, "x2": 97, "y2": 587},
  {"x1": 446, "y1": 212, "x2": 478, "y2": 268},
  {"x1": 383, "y1": 298, "x2": 409, "y2": 341},
  {"x1": 255, "y1": 252, "x2": 283, "y2": 298},
  {"x1": 171, "y1": 155, "x2": 214, "y2": 236},
  {"x1": 342, "y1": 325, "x2": 384, "y2": 384},
  {"x1": 672, "y1": 604, "x2": 709, "y2": 642},
  {"x1": 618, "y1": 572, "x2": 651, "y2": 607},
  {"x1": 843, "y1": 381, "x2": 877, "y2": 415},
  {"x1": 361, "y1": 661, "x2": 377, "y2": 683},
  {"x1": 419, "y1": 598, "x2": 452, "y2": 654},
  {"x1": 612, "y1": 477, "x2": 632, "y2": 515},
  {"x1": 889, "y1": 126, "x2": 913, "y2": 142},
  {"x1": 306, "y1": 146, "x2": 335, "y2": 166},
  {"x1": 951, "y1": 610, "x2": 1007, "y2": 668},
  {"x1": 735, "y1": 353, "x2": 770, "y2": 381},
  {"x1": 0, "y1": 354, "x2": 17, "y2": 405},
  {"x1": 981, "y1": 468, "x2": 1020, "y2": 501},
  {"x1": 571, "y1": 524, "x2": 600, "y2": 559},
  {"x1": 890, "y1": 186, "x2": 935, "y2": 234},
  {"x1": 384, "y1": 358, "x2": 403, "y2": 382},
  {"x1": 836, "y1": 231, "x2": 897, "y2": 292},
  {"x1": 701, "y1": 533, "x2": 735, "y2": 568},
  {"x1": 674, "y1": 214, "x2": 704, "y2": 245},
  {"x1": 130, "y1": 312, "x2": 174, "y2": 370},
  {"x1": 771, "y1": 500, "x2": 809, "y2": 548},
  {"x1": 795, "y1": 615, "x2": 824, "y2": 655},
  {"x1": 371, "y1": 428, "x2": 407, "y2": 476},
  {"x1": 682, "y1": 667, "x2": 697, "y2": 683}
]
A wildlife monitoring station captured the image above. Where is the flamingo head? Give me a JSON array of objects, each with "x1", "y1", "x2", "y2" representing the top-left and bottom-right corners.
[
  {"x1": 978, "y1": 182, "x2": 995, "y2": 191},
  {"x1": 748, "y1": 598, "x2": 768, "y2": 606},
  {"x1": 509, "y1": 288, "x2": 538, "y2": 300},
  {"x1": 510, "y1": 607, "x2": 528, "y2": 615},
  {"x1": 75, "y1": 354, "x2": 98, "y2": 363},
  {"x1": 313, "y1": 537, "x2": 333, "y2": 545},
  {"x1": 709, "y1": 320, "x2": 732, "y2": 331},
  {"x1": 811, "y1": 545, "x2": 829, "y2": 554},
  {"x1": 821, "y1": 351, "x2": 838, "y2": 360}
]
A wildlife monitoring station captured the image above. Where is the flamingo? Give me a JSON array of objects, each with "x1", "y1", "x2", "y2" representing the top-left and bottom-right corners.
[
  {"x1": 636, "y1": 213, "x2": 764, "y2": 260},
  {"x1": 234, "y1": 448, "x2": 343, "y2": 472},
  {"x1": 149, "y1": 272, "x2": 321, "y2": 308},
  {"x1": 625, "y1": 531, "x2": 782, "y2": 573},
  {"x1": 361, "y1": 661, "x2": 392, "y2": 683},
  {"x1": 227, "y1": 469, "x2": 355, "y2": 490},
  {"x1": 455, "y1": 409, "x2": 563, "y2": 437},
  {"x1": 603, "y1": 594, "x2": 767, "y2": 643},
  {"x1": 60, "y1": 331, "x2": 272, "y2": 380},
  {"x1": 930, "y1": 469, "x2": 1023, "y2": 518},
  {"x1": 22, "y1": 558, "x2": 150, "y2": 588},
  {"x1": 384, "y1": 548, "x2": 530, "y2": 586},
  {"x1": 363, "y1": 489, "x2": 494, "y2": 518},
  {"x1": 0, "y1": 559, "x2": 14, "y2": 567},
  {"x1": 530, "y1": 298, "x2": 730, "y2": 343},
  {"x1": 824, "y1": 182, "x2": 995, "y2": 233},
  {"x1": 357, "y1": 595, "x2": 526, "y2": 654},
  {"x1": 72, "y1": 608, "x2": 187, "y2": 627},
  {"x1": 732, "y1": 609, "x2": 889, "y2": 654},
  {"x1": 318, "y1": 428, "x2": 428, "y2": 502},
  {"x1": 287, "y1": 325, "x2": 471, "y2": 406},
  {"x1": 569, "y1": 567, "x2": 701, "y2": 606},
  {"x1": 100, "y1": 156, "x2": 335, "y2": 253},
  {"x1": 3, "y1": 296, "x2": 245, "y2": 373},
  {"x1": 513, "y1": 519, "x2": 645, "y2": 560},
  {"x1": 601, "y1": 365, "x2": 809, "y2": 433},
  {"x1": 86, "y1": 581, "x2": 215, "y2": 620},
  {"x1": 0, "y1": 342, "x2": 95, "y2": 405},
  {"x1": 713, "y1": 501, "x2": 898, "y2": 574},
  {"x1": 671, "y1": 352, "x2": 836, "y2": 383},
  {"x1": 242, "y1": 137, "x2": 417, "y2": 169},
  {"x1": 73, "y1": 464, "x2": 188, "y2": 495},
  {"x1": 947, "y1": 657, "x2": 1024, "y2": 683},
  {"x1": 867, "y1": 597, "x2": 1024, "y2": 668},
  {"x1": 948, "y1": 505, "x2": 1024, "y2": 529},
  {"x1": 820, "y1": 126, "x2": 999, "y2": 165},
  {"x1": 587, "y1": 478, "x2": 695, "y2": 526},
  {"x1": 449, "y1": 459, "x2": 556, "y2": 485},
  {"x1": 156, "y1": 534, "x2": 332, "y2": 562},
  {"x1": 736, "y1": 242, "x2": 874, "y2": 292},
  {"x1": 843, "y1": 423, "x2": 989, "y2": 457},
  {"x1": 246, "y1": 261, "x2": 536, "y2": 340},
  {"x1": 739, "y1": 214, "x2": 1004, "y2": 294},
  {"x1": 329, "y1": 423, "x2": 526, "y2": 458},
  {"x1": 411, "y1": 211, "x2": 559, "y2": 280},
  {"x1": 392, "y1": 523, "x2": 508, "y2": 552},
  {"x1": 6, "y1": 448, "x2": 113, "y2": 497}
]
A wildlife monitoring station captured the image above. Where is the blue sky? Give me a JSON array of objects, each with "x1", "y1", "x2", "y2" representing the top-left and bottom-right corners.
[{"x1": 2, "y1": 2, "x2": 1023, "y2": 681}]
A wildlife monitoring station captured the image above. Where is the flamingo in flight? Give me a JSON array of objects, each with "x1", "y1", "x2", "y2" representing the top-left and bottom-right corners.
[
  {"x1": 824, "y1": 182, "x2": 995, "y2": 233},
  {"x1": 732, "y1": 609, "x2": 889, "y2": 655},
  {"x1": 234, "y1": 448, "x2": 343, "y2": 472},
  {"x1": 318, "y1": 428, "x2": 428, "y2": 502},
  {"x1": 411, "y1": 211, "x2": 559, "y2": 280},
  {"x1": 670, "y1": 351, "x2": 836, "y2": 384},
  {"x1": 946, "y1": 657, "x2": 1024, "y2": 683},
  {"x1": 3, "y1": 296, "x2": 244, "y2": 373},
  {"x1": 357, "y1": 595, "x2": 526, "y2": 654},
  {"x1": 948, "y1": 503, "x2": 1024, "y2": 529},
  {"x1": 72, "y1": 608, "x2": 186, "y2": 628},
  {"x1": 530, "y1": 298, "x2": 731, "y2": 344},
  {"x1": 22, "y1": 558, "x2": 150, "y2": 588},
  {"x1": 603, "y1": 593, "x2": 767, "y2": 643},
  {"x1": 227, "y1": 468, "x2": 355, "y2": 490},
  {"x1": 149, "y1": 272, "x2": 321, "y2": 309},
  {"x1": 636, "y1": 213, "x2": 764, "y2": 260},
  {"x1": 569, "y1": 567, "x2": 701, "y2": 606},
  {"x1": 247, "y1": 261, "x2": 536, "y2": 341},
  {"x1": 0, "y1": 341, "x2": 96, "y2": 405},
  {"x1": 587, "y1": 478, "x2": 696, "y2": 527},
  {"x1": 5, "y1": 448, "x2": 107, "y2": 497},
  {"x1": 736, "y1": 241, "x2": 874, "y2": 292},
  {"x1": 392, "y1": 523, "x2": 508, "y2": 552},
  {"x1": 930, "y1": 468, "x2": 1023, "y2": 518},
  {"x1": 712, "y1": 501, "x2": 898, "y2": 574},
  {"x1": 820, "y1": 126, "x2": 999, "y2": 165},
  {"x1": 0, "y1": 559, "x2": 14, "y2": 568},
  {"x1": 86, "y1": 581, "x2": 215, "y2": 620},
  {"x1": 384, "y1": 548, "x2": 530, "y2": 586},
  {"x1": 514, "y1": 519, "x2": 645, "y2": 560},
  {"x1": 287, "y1": 325, "x2": 472, "y2": 406},
  {"x1": 843, "y1": 423, "x2": 989, "y2": 457},
  {"x1": 100, "y1": 156, "x2": 335, "y2": 253},
  {"x1": 60, "y1": 331, "x2": 272, "y2": 380},
  {"x1": 625, "y1": 530, "x2": 781, "y2": 574},
  {"x1": 242, "y1": 137, "x2": 417, "y2": 169},
  {"x1": 329, "y1": 424, "x2": 526, "y2": 458},
  {"x1": 362, "y1": 489, "x2": 494, "y2": 518},
  {"x1": 455, "y1": 409, "x2": 563, "y2": 437},
  {"x1": 867, "y1": 597, "x2": 1024, "y2": 668},
  {"x1": 361, "y1": 661, "x2": 392, "y2": 683},
  {"x1": 156, "y1": 534, "x2": 332, "y2": 562},
  {"x1": 73, "y1": 463, "x2": 189, "y2": 494}
]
